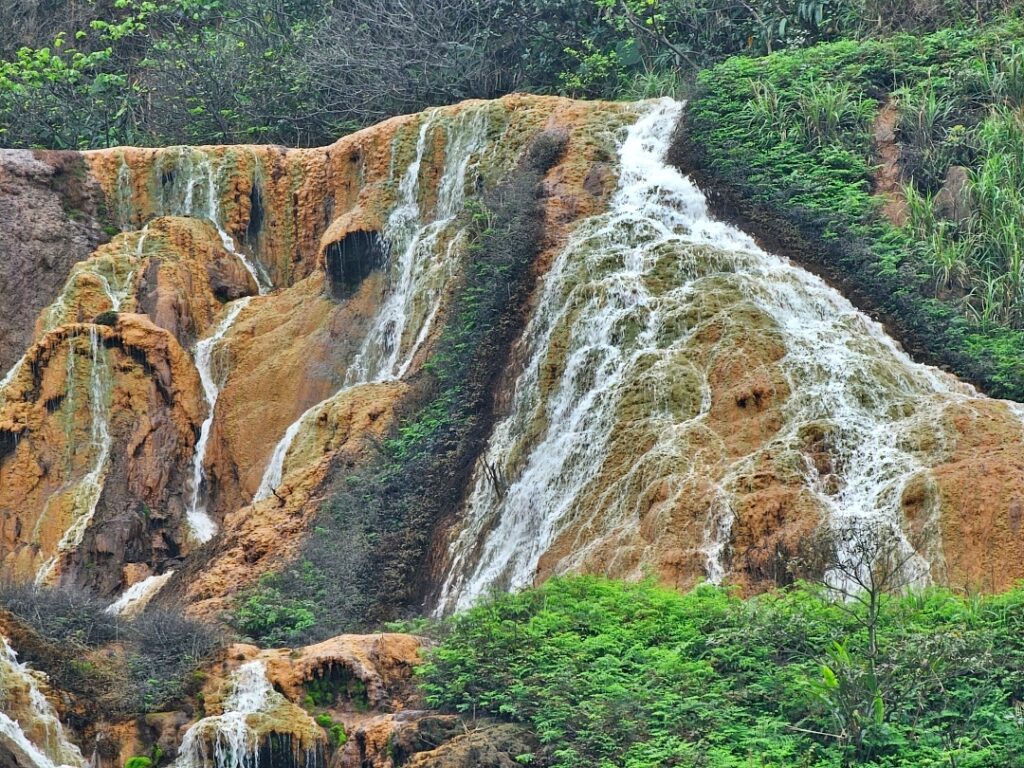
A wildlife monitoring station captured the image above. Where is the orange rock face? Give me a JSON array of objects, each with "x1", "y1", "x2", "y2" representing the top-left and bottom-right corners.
[{"x1": 3, "y1": 93, "x2": 1024, "y2": 627}]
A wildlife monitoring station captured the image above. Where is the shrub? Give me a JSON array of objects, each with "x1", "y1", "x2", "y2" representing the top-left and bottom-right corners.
[
  {"x1": 685, "y1": 19, "x2": 1024, "y2": 400},
  {"x1": 0, "y1": 583, "x2": 223, "y2": 716},
  {"x1": 420, "y1": 577, "x2": 1024, "y2": 768}
]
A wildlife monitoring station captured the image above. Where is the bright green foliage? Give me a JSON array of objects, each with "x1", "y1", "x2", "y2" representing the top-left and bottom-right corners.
[
  {"x1": 420, "y1": 577, "x2": 1024, "y2": 768},
  {"x1": 687, "y1": 19, "x2": 1024, "y2": 400},
  {"x1": 234, "y1": 573, "x2": 317, "y2": 645},
  {"x1": 315, "y1": 712, "x2": 348, "y2": 747},
  {"x1": 124, "y1": 758, "x2": 153, "y2": 768}
]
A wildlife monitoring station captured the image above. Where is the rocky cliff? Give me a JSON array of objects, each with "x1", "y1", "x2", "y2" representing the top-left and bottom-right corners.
[{"x1": 2, "y1": 94, "x2": 1024, "y2": 767}]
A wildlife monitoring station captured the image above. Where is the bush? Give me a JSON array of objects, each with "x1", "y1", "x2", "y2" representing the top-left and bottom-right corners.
[
  {"x1": 0, "y1": 583, "x2": 223, "y2": 715},
  {"x1": 420, "y1": 577, "x2": 1024, "y2": 768}
]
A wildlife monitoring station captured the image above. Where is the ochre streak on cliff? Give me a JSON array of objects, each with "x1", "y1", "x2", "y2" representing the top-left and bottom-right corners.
[
  {"x1": 180, "y1": 381, "x2": 408, "y2": 620},
  {"x1": 0, "y1": 316, "x2": 204, "y2": 590}
]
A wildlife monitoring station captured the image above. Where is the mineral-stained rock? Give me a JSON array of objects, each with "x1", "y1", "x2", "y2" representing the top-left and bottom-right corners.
[{"x1": 0, "y1": 150, "x2": 108, "y2": 374}]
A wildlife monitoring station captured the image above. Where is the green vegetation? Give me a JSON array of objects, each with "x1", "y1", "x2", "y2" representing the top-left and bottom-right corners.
[
  {"x1": 2, "y1": 0, "x2": 1011, "y2": 147},
  {"x1": 421, "y1": 576, "x2": 1024, "y2": 768},
  {"x1": 315, "y1": 713, "x2": 348, "y2": 747},
  {"x1": 124, "y1": 757, "x2": 153, "y2": 768},
  {"x1": 685, "y1": 19, "x2": 1024, "y2": 399}
]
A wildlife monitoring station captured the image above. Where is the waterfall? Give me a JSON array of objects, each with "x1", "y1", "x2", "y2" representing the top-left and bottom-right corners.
[
  {"x1": 436, "y1": 99, "x2": 994, "y2": 613},
  {"x1": 253, "y1": 107, "x2": 490, "y2": 502},
  {"x1": 38, "y1": 252, "x2": 137, "y2": 333},
  {"x1": 253, "y1": 402, "x2": 316, "y2": 503},
  {"x1": 0, "y1": 353, "x2": 25, "y2": 405},
  {"x1": 0, "y1": 637, "x2": 85, "y2": 768},
  {"x1": 186, "y1": 299, "x2": 251, "y2": 542},
  {"x1": 172, "y1": 660, "x2": 321, "y2": 768},
  {"x1": 35, "y1": 327, "x2": 113, "y2": 584},
  {"x1": 115, "y1": 155, "x2": 133, "y2": 231},
  {"x1": 105, "y1": 570, "x2": 176, "y2": 617},
  {"x1": 159, "y1": 149, "x2": 272, "y2": 295}
]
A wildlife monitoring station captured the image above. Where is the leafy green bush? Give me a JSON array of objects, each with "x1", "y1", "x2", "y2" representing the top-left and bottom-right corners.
[
  {"x1": 421, "y1": 577, "x2": 1024, "y2": 768},
  {"x1": 234, "y1": 575, "x2": 317, "y2": 646}
]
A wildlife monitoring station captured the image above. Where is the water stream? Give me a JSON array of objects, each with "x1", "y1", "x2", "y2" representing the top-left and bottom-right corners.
[
  {"x1": 186, "y1": 299, "x2": 251, "y2": 542},
  {"x1": 436, "y1": 99, "x2": 990, "y2": 613},
  {"x1": 254, "y1": 107, "x2": 490, "y2": 502},
  {"x1": 35, "y1": 327, "x2": 113, "y2": 585},
  {"x1": 0, "y1": 637, "x2": 85, "y2": 768},
  {"x1": 105, "y1": 570, "x2": 177, "y2": 617},
  {"x1": 172, "y1": 660, "x2": 320, "y2": 768}
]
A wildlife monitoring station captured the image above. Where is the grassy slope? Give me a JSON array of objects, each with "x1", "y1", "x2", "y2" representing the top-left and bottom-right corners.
[{"x1": 680, "y1": 20, "x2": 1024, "y2": 401}]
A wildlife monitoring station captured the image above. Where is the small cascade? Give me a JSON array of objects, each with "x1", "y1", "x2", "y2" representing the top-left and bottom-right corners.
[
  {"x1": 115, "y1": 155, "x2": 133, "y2": 231},
  {"x1": 346, "y1": 106, "x2": 490, "y2": 384},
  {"x1": 186, "y1": 299, "x2": 251, "y2": 542},
  {"x1": 0, "y1": 637, "x2": 85, "y2": 768},
  {"x1": 35, "y1": 327, "x2": 113, "y2": 585},
  {"x1": 0, "y1": 353, "x2": 26, "y2": 404},
  {"x1": 104, "y1": 570, "x2": 176, "y2": 617},
  {"x1": 159, "y1": 149, "x2": 272, "y2": 295},
  {"x1": 40, "y1": 251, "x2": 138, "y2": 333},
  {"x1": 253, "y1": 107, "x2": 491, "y2": 502},
  {"x1": 436, "y1": 99, "x2": 996, "y2": 613},
  {"x1": 173, "y1": 660, "x2": 322, "y2": 768},
  {"x1": 253, "y1": 402, "x2": 316, "y2": 503}
]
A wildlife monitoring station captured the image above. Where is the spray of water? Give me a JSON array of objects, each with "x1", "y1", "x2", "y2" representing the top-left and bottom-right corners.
[
  {"x1": 186, "y1": 299, "x2": 251, "y2": 542},
  {"x1": 0, "y1": 637, "x2": 85, "y2": 768},
  {"x1": 35, "y1": 327, "x2": 113, "y2": 584}
]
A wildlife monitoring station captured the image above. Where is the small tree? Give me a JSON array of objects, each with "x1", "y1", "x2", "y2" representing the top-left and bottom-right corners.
[{"x1": 795, "y1": 520, "x2": 920, "y2": 760}]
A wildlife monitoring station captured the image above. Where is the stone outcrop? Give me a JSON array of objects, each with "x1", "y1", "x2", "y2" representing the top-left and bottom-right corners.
[{"x1": 0, "y1": 151, "x2": 108, "y2": 374}]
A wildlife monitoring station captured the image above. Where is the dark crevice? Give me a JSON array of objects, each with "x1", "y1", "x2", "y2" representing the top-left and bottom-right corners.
[
  {"x1": 324, "y1": 230, "x2": 385, "y2": 300},
  {"x1": 245, "y1": 182, "x2": 264, "y2": 246}
]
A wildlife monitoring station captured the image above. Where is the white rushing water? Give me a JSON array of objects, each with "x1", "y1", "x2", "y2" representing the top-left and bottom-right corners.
[
  {"x1": 158, "y1": 149, "x2": 272, "y2": 295},
  {"x1": 0, "y1": 637, "x2": 85, "y2": 768},
  {"x1": 37, "y1": 247, "x2": 139, "y2": 335},
  {"x1": 35, "y1": 327, "x2": 113, "y2": 585},
  {"x1": 186, "y1": 299, "x2": 251, "y2": 542},
  {"x1": 436, "y1": 99, "x2": 991, "y2": 613},
  {"x1": 253, "y1": 106, "x2": 490, "y2": 502},
  {"x1": 105, "y1": 570, "x2": 176, "y2": 617},
  {"x1": 173, "y1": 661, "x2": 276, "y2": 768}
]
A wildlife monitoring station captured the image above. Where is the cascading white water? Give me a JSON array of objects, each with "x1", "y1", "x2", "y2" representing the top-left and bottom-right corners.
[
  {"x1": 253, "y1": 401, "x2": 315, "y2": 503},
  {"x1": 160, "y1": 149, "x2": 271, "y2": 295},
  {"x1": 104, "y1": 570, "x2": 176, "y2": 617},
  {"x1": 38, "y1": 246, "x2": 139, "y2": 334},
  {"x1": 35, "y1": 327, "x2": 113, "y2": 584},
  {"x1": 436, "y1": 99, "x2": 994, "y2": 613},
  {"x1": 173, "y1": 661, "x2": 283, "y2": 768},
  {"x1": 186, "y1": 299, "x2": 251, "y2": 542},
  {"x1": 0, "y1": 637, "x2": 85, "y2": 768},
  {"x1": 253, "y1": 107, "x2": 490, "y2": 502},
  {"x1": 346, "y1": 107, "x2": 489, "y2": 384},
  {"x1": 173, "y1": 660, "x2": 270, "y2": 768}
]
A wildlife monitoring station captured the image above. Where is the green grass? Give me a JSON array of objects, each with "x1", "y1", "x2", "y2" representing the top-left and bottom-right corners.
[
  {"x1": 686, "y1": 19, "x2": 1024, "y2": 400},
  {"x1": 420, "y1": 577, "x2": 1024, "y2": 768}
]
